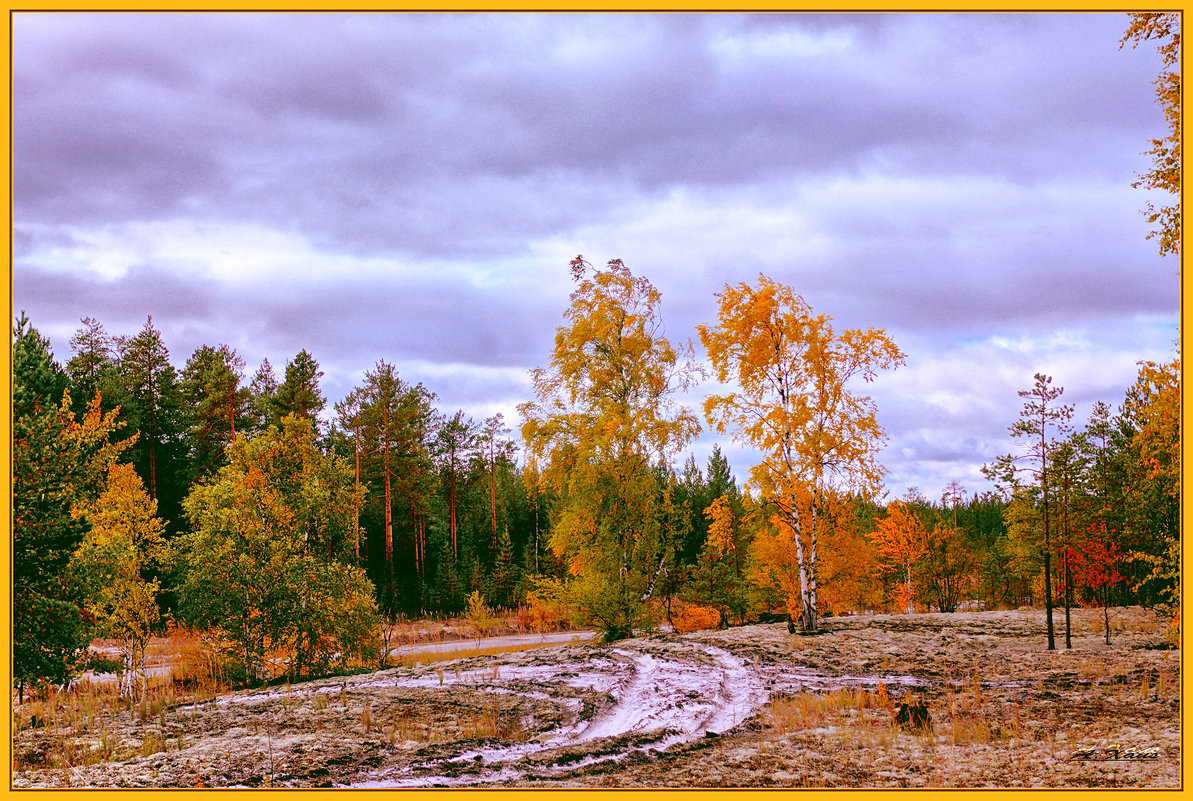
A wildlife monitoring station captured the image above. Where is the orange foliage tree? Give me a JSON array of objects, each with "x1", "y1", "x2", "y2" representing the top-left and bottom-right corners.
[
  {"x1": 816, "y1": 498, "x2": 885, "y2": 616},
  {"x1": 867, "y1": 501, "x2": 928, "y2": 614},
  {"x1": 700, "y1": 276, "x2": 904, "y2": 633},
  {"x1": 1121, "y1": 12, "x2": 1180, "y2": 257}
]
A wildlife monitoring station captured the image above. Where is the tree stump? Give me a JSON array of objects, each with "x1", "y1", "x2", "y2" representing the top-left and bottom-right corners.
[{"x1": 894, "y1": 697, "x2": 932, "y2": 731}]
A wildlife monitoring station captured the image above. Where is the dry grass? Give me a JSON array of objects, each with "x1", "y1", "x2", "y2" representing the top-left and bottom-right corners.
[
  {"x1": 12, "y1": 627, "x2": 253, "y2": 774},
  {"x1": 375, "y1": 694, "x2": 529, "y2": 747},
  {"x1": 383, "y1": 607, "x2": 577, "y2": 653},
  {"x1": 767, "y1": 686, "x2": 890, "y2": 733},
  {"x1": 10, "y1": 679, "x2": 180, "y2": 772},
  {"x1": 14, "y1": 606, "x2": 1178, "y2": 789},
  {"x1": 763, "y1": 686, "x2": 904, "y2": 758},
  {"x1": 764, "y1": 675, "x2": 1026, "y2": 762}
]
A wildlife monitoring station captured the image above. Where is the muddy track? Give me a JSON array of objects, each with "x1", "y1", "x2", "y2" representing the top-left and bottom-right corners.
[{"x1": 352, "y1": 637, "x2": 771, "y2": 786}]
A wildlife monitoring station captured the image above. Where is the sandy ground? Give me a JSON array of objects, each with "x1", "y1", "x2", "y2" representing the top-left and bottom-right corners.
[
  {"x1": 391, "y1": 630, "x2": 597, "y2": 660},
  {"x1": 11, "y1": 606, "x2": 1180, "y2": 788}
]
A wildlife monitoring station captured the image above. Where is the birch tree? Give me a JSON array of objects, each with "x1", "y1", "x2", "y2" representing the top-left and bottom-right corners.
[
  {"x1": 74, "y1": 464, "x2": 166, "y2": 700},
  {"x1": 699, "y1": 275, "x2": 903, "y2": 634},
  {"x1": 520, "y1": 257, "x2": 700, "y2": 641}
]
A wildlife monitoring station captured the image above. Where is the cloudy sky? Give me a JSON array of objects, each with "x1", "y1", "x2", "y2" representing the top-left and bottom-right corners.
[{"x1": 11, "y1": 12, "x2": 1179, "y2": 502}]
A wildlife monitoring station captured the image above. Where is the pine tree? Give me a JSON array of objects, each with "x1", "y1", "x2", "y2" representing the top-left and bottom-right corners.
[
  {"x1": 180, "y1": 344, "x2": 251, "y2": 481},
  {"x1": 12, "y1": 311, "x2": 68, "y2": 420},
  {"x1": 66, "y1": 316, "x2": 120, "y2": 415},
  {"x1": 983, "y1": 373, "x2": 1074, "y2": 650},
  {"x1": 434, "y1": 411, "x2": 478, "y2": 562},
  {"x1": 489, "y1": 526, "x2": 519, "y2": 608},
  {"x1": 346, "y1": 361, "x2": 437, "y2": 617},
  {"x1": 248, "y1": 358, "x2": 280, "y2": 433},
  {"x1": 272, "y1": 349, "x2": 326, "y2": 434},
  {"x1": 113, "y1": 317, "x2": 186, "y2": 537}
]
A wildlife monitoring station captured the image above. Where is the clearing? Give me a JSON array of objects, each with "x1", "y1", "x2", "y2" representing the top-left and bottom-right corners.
[{"x1": 11, "y1": 606, "x2": 1179, "y2": 788}]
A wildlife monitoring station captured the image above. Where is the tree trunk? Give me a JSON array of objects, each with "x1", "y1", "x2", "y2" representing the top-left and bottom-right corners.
[
  {"x1": 384, "y1": 409, "x2": 393, "y2": 568},
  {"x1": 449, "y1": 455, "x2": 458, "y2": 560},
  {"x1": 489, "y1": 439, "x2": 498, "y2": 553},
  {"x1": 148, "y1": 439, "x2": 157, "y2": 501},
  {"x1": 1063, "y1": 476, "x2": 1072, "y2": 649},
  {"x1": 786, "y1": 500, "x2": 808, "y2": 634},
  {"x1": 353, "y1": 428, "x2": 360, "y2": 565},
  {"x1": 802, "y1": 500, "x2": 819, "y2": 633},
  {"x1": 905, "y1": 561, "x2": 914, "y2": 615},
  {"x1": 383, "y1": 406, "x2": 394, "y2": 617},
  {"x1": 419, "y1": 515, "x2": 426, "y2": 578},
  {"x1": 1041, "y1": 424, "x2": 1055, "y2": 650},
  {"x1": 147, "y1": 374, "x2": 159, "y2": 500},
  {"x1": 1064, "y1": 549, "x2": 1072, "y2": 649},
  {"x1": 1103, "y1": 589, "x2": 1112, "y2": 646}
]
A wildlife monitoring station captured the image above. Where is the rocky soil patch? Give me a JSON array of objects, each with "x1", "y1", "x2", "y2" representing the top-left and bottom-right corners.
[{"x1": 12, "y1": 607, "x2": 1179, "y2": 788}]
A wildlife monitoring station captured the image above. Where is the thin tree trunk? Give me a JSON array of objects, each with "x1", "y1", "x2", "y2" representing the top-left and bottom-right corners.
[
  {"x1": 1064, "y1": 549, "x2": 1072, "y2": 649},
  {"x1": 383, "y1": 406, "x2": 394, "y2": 616},
  {"x1": 384, "y1": 409, "x2": 393, "y2": 568},
  {"x1": 906, "y1": 561, "x2": 914, "y2": 615},
  {"x1": 147, "y1": 371, "x2": 159, "y2": 500},
  {"x1": 1041, "y1": 422, "x2": 1055, "y2": 650},
  {"x1": 786, "y1": 498, "x2": 806, "y2": 634},
  {"x1": 353, "y1": 428, "x2": 360, "y2": 565},
  {"x1": 449, "y1": 455, "x2": 458, "y2": 560},
  {"x1": 1063, "y1": 474, "x2": 1072, "y2": 649},
  {"x1": 148, "y1": 440, "x2": 157, "y2": 501},
  {"x1": 489, "y1": 439, "x2": 498, "y2": 553},
  {"x1": 1103, "y1": 590, "x2": 1112, "y2": 646}
]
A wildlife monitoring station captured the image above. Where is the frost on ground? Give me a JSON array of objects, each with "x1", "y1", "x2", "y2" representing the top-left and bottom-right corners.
[{"x1": 12, "y1": 608, "x2": 1181, "y2": 788}]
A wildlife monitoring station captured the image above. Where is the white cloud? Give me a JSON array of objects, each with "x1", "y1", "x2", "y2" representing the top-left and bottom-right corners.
[{"x1": 710, "y1": 25, "x2": 854, "y2": 64}]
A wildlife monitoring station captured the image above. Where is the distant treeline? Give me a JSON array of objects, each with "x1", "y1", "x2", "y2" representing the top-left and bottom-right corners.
[{"x1": 11, "y1": 272, "x2": 1179, "y2": 694}]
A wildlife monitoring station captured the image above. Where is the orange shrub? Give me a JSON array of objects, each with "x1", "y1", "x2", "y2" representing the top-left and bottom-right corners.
[
  {"x1": 672, "y1": 603, "x2": 721, "y2": 633},
  {"x1": 516, "y1": 593, "x2": 566, "y2": 634}
]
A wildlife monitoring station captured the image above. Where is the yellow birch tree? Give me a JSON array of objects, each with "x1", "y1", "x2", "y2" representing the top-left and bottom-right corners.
[
  {"x1": 520, "y1": 257, "x2": 700, "y2": 641},
  {"x1": 74, "y1": 463, "x2": 167, "y2": 700}
]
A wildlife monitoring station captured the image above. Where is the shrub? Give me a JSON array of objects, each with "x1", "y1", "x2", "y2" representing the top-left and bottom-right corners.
[
  {"x1": 516, "y1": 593, "x2": 566, "y2": 634},
  {"x1": 672, "y1": 603, "x2": 721, "y2": 633},
  {"x1": 465, "y1": 591, "x2": 497, "y2": 639}
]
